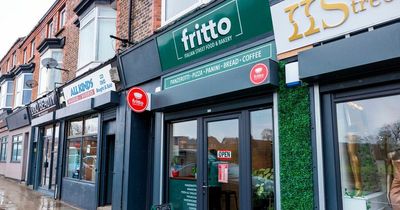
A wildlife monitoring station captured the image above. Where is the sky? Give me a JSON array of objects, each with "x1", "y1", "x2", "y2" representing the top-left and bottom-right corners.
[{"x1": 0, "y1": 0, "x2": 56, "y2": 59}]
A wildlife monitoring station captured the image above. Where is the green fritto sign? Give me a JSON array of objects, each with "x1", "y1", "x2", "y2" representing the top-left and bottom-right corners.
[
  {"x1": 163, "y1": 43, "x2": 272, "y2": 89},
  {"x1": 157, "y1": 0, "x2": 273, "y2": 71}
]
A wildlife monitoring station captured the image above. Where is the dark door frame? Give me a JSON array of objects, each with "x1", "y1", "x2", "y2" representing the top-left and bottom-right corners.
[
  {"x1": 163, "y1": 94, "x2": 273, "y2": 210},
  {"x1": 99, "y1": 120, "x2": 116, "y2": 207}
]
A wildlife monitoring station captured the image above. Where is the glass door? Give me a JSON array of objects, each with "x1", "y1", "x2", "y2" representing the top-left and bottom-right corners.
[
  {"x1": 40, "y1": 126, "x2": 53, "y2": 189},
  {"x1": 205, "y1": 117, "x2": 240, "y2": 210},
  {"x1": 167, "y1": 108, "x2": 275, "y2": 210}
]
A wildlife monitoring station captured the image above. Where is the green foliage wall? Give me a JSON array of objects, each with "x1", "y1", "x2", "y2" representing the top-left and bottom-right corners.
[{"x1": 278, "y1": 62, "x2": 314, "y2": 209}]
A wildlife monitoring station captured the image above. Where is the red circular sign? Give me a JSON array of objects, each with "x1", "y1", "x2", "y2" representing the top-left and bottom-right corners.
[
  {"x1": 250, "y1": 63, "x2": 269, "y2": 85},
  {"x1": 127, "y1": 87, "x2": 148, "y2": 113}
]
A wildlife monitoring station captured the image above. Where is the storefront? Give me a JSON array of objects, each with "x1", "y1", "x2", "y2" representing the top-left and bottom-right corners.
[
  {"x1": 55, "y1": 61, "x2": 119, "y2": 210},
  {"x1": 270, "y1": 0, "x2": 400, "y2": 209},
  {"x1": 4, "y1": 107, "x2": 31, "y2": 181},
  {"x1": 0, "y1": 109, "x2": 11, "y2": 176},
  {"x1": 28, "y1": 90, "x2": 61, "y2": 197},
  {"x1": 119, "y1": 0, "x2": 279, "y2": 209}
]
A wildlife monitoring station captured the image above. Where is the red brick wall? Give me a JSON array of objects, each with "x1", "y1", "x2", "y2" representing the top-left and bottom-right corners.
[{"x1": 116, "y1": 0, "x2": 161, "y2": 50}]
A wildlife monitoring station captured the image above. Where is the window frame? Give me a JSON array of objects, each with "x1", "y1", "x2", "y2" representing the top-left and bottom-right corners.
[
  {"x1": 65, "y1": 115, "x2": 99, "y2": 183},
  {"x1": 59, "y1": 7, "x2": 66, "y2": 29},
  {"x1": 0, "y1": 136, "x2": 7, "y2": 162},
  {"x1": 0, "y1": 80, "x2": 14, "y2": 108},
  {"x1": 14, "y1": 73, "x2": 33, "y2": 108},
  {"x1": 38, "y1": 49, "x2": 63, "y2": 96},
  {"x1": 77, "y1": 6, "x2": 116, "y2": 71},
  {"x1": 47, "y1": 19, "x2": 54, "y2": 38},
  {"x1": 23, "y1": 48, "x2": 27, "y2": 64},
  {"x1": 12, "y1": 53, "x2": 17, "y2": 67},
  {"x1": 30, "y1": 41, "x2": 35, "y2": 59},
  {"x1": 161, "y1": 0, "x2": 211, "y2": 26},
  {"x1": 11, "y1": 134, "x2": 23, "y2": 163}
]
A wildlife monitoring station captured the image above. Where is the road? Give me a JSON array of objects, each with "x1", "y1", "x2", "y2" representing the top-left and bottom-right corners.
[{"x1": 0, "y1": 177, "x2": 79, "y2": 210}]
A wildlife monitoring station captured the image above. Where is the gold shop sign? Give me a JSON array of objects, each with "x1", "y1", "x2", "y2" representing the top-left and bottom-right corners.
[{"x1": 271, "y1": 0, "x2": 400, "y2": 55}]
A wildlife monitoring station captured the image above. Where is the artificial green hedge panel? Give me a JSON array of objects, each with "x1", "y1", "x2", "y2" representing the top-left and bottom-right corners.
[{"x1": 278, "y1": 62, "x2": 314, "y2": 209}]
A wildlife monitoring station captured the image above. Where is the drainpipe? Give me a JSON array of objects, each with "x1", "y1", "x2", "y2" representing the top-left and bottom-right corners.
[{"x1": 128, "y1": 0, "x2": 134, "y2": 43}]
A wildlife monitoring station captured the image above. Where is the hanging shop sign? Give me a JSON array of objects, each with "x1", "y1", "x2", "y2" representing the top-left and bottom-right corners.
[
  {"x1": 157, "y1": 0, "x2": 273, "y2": 71},
  {"x1": 126, "y1": 87, "x2": 150, "y2": 113},
  {"x1": 163, "y1": 43, "x2": 272, "y2": 90},
  {"x1": 271, "y1": 0, "x2": 400, "y2": 55},
  {"x1": 29, "y1": 91, "x2": 58, "y2": 118},
  {"x1": 63, "y1": 65, "x2": 116, "y2": 106}
]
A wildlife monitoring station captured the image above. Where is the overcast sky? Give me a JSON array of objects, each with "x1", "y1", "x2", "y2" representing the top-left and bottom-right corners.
[{"x1": 0, "y1": 0, "x2": 56, "y2": 59}]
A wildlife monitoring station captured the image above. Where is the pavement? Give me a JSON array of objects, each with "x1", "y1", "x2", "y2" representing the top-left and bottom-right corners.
[{"x1": 0, "y1": 176, "x2": 79, "y2": 210}]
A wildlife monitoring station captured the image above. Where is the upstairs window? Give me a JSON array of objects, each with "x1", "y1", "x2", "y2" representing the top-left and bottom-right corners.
[
  {"x1": 47, "y1": 20, "x2": 54, "y2": 38},
  {"x1": 162, "y1": 0, "x2": 211, "y2": 25},
  {"x1": 30, "y1": 41, "x2": 35, "y2": 59},
  {"x1": 14, "y1": 73, "x2": 33, "y2": 108},
  {"x1": 0, "y1": 81, "x2": 14, "y2": 108},
  {"x1": 12, "y1": 53, "x2": 17, "y2": 67},
  {"x1": 23, "y1": 48, "x2": 27, "y2": 64},
  {"x1": 77, "y1": 6, "x2": 116, "y2": 73},
  {"x1": 7, "y1": 59, "x2": 11, "y2": 70},
  {"x1": 59, "y1": 7, "x2": 66, "y2": 29},
  {"x1": 38, "y1": 49, "x2": 63, "y2": 96}
]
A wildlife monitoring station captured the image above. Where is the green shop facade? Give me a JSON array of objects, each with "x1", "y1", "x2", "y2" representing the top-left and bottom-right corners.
[{"x1": 119, "y1": 0, "x2": 315, "y2": 209}]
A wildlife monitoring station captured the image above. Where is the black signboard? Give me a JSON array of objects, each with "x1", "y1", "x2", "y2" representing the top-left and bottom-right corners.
[
  {"x1": 29, "y1": 91, "x2": 59, "y2": 118},
  {"x1": 0, "y1": 109, "x2": 11, "y2": 129}
]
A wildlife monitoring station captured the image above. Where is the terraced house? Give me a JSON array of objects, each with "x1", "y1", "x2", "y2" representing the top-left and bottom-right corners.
[{"x1": 1, "y1": 0, "x2": 400, "y2": 210}]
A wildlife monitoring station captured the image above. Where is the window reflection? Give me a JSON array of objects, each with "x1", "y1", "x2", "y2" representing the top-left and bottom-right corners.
[
  {"x1": 169, "y1": 120, "x2": 197, "y2": 179},
  {"x1": 337, "y1": 95, "x2": 400, "y2": 210},
  {"x1": 251, "y1": 109, "x2": 274, "y2": 210}
]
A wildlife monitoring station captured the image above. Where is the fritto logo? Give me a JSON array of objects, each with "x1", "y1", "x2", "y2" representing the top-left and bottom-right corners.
[
  {"x1": 127, "y1": 87, "x2": 148, "y2": 113},
  {"x1": 250, "y1": 63, "x2": 269, "y2": 85},
  {"x1": 181, "y1": 17, "x2": 232, "y2": 51}
]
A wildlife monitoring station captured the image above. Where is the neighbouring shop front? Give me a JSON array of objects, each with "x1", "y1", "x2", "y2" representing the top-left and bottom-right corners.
[
  {"x1": 119, "y1": 0, "x2": 279, "y2": 209},
  {"x1": 56, "y1": 62, "x2": 119, "y2": 210},
  {"x1": 270, "y1": 0, "x2": 400, "y2": 209},
  {"x1": 28, "y1": 90, "x2": 61, "y2": 197}
]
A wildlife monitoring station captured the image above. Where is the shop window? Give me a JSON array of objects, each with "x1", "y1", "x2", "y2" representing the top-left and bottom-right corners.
[
  {"x1": 0, "y1": 137, "x2": 7, "y2": 162},
  {"x1": 251, "y1": 109, "x2": 274, "y2": 210},
  {"x1": 336, "y1": 94, "x2": 400, "y2": 209},
  {"x1": 77, "y1": 6, "x2": 116, "y2": 74},
  {"x1": 14, "y1": 73, "x2": 33, "y2": 108},
  {"x1": 169, "y1": 120, "x2": 198, "y2": 179},
  {"x1": 11, "y1": 135, "x2": 23, "y2": 162},
  {"x1": 162, "y1": 0, "x2": 211, "y2": 25},
  {"x1": 38, "y1": 49, "x2": 62, "y2": 96},
  {"x1": 65, "y1": 115, "x2": 98, "y2": 182},
  {"x1": 0, "y1": 81, "x2": 14, "y2": 108}
]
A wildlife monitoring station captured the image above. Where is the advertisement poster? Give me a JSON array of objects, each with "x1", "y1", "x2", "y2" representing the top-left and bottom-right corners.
[{"x1": 218, "y1": 163, "x2": 229, "y2": 183}]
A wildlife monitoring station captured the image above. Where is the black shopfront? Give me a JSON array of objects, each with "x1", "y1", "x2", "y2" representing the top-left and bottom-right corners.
[
  {"x1": 298, "y1": 22, "x2": 400, "y2": 210},
  {"x1": 118, "y1": 0, "x2": 280, "y2": 209},
  {"x1": 27, "y1": 90, "x2": 61, "y2": 197}
]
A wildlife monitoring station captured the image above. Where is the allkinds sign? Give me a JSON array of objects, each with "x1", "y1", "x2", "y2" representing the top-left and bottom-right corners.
[
  {"x1": 63, "y1": 65, "x2": 116, "y2": 106},
  {"x1": 157, "y1": 0, "x2": 273, "y2": 71},
  {"x1": 163, "y1": 43, "x2": 272, "y2": 89},
  {"x1": 271, "y1": 0, "x2": 400, "y2": 54}
]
